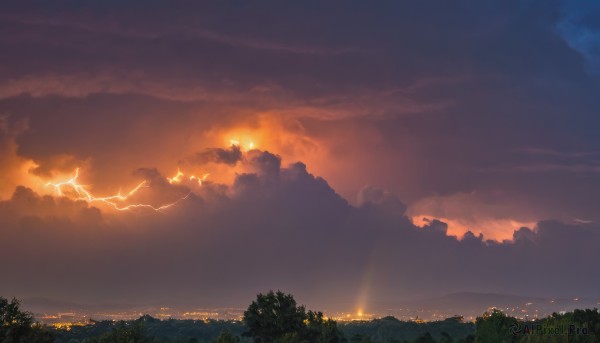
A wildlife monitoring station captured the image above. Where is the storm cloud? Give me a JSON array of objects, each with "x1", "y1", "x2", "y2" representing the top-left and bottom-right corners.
[
  {"x1": 1, "y1": 147, "x2": 599, "y2": 309},
  {"x1": 189, "y1": 145, "x2": 243, "y2": 166},
  {"x1": 0, "y1": 1, "x2": 599, "y2": 309}
]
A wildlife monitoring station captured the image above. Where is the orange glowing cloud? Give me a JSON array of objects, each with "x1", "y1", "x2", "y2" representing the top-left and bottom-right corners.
[
  {"x1": 0, "y1": 116, "x2": 42, "y2": 199},
  {"x1": 163, "y1": 113, "x2": 324, "y2": 188},
  {"x1": 209, "y1": 114, "x2": 319, "y2": 163},
  {"x1": 411, "y1": 215, "x2": 536, "y2": 241}
]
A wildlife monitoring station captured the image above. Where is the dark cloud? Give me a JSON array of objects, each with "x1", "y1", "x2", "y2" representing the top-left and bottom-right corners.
[
  {"x1": 189, "y1": 145, "x2": 243, "y2": 166},
  {"x1": 1, "y1": 150, "x2": 599, "y2": 308},
  {"x1": 246, "y1": 150, "x2": 282, "y2": 183},
  {"x1": 0, "y1": 186, "x2": 102, "y2": 225}
]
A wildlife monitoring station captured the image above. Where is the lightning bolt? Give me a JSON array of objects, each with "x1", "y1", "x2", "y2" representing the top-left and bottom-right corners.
[
  {"x1": 189, "y1": 173, "x2": 209, "y2": 185},
  {"x1": 167, "y1": 169, "x2": 184, "y2": 184},
  {"x1": 45, "y1": 168, "x2": 191, "y2": 212},
  {"x1": 43, "y1": 139, "x2": 248, "y2": 213}
]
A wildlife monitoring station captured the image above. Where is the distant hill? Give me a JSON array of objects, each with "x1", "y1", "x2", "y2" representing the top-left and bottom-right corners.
[{"x1": 366, "y1": 292, "x2": 600, "y2": 320}]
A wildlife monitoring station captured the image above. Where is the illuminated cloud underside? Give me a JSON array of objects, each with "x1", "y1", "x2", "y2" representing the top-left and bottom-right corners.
[{"x1": 0, "y1": 1, "x2": 599, "y2": 309}]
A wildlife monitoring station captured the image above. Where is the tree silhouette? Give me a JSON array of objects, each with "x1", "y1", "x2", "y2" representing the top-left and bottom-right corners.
[
  {"x1": 0, "y1": 296, "x2": 54, "y2": 343},
  {"x1": 415, "y1": 332, "x2": 436, "y2": 343},
  {"x1": 212, "y1": 331, "x2": 241, "y2": 343},
  {"x1": 87, "y1": 321, "x2": 150, "y2": 343},
  {"x1": 243, "y1": 290, "x2": 307, "y2": 342},
  {"x1": 243, "y1": 290, "x2": 345, "y2": 343},
  {"x1": 301, "y1": 310, "x2": 345, "y2": 343},
  {"x1": 474, "y1": 309, "x2": 518, "y2": 343}
]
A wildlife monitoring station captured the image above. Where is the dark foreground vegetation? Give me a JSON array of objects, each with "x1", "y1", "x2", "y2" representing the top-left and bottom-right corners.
[{"x1": 2, "y1": 293, "x2": 599, "y2": 342}]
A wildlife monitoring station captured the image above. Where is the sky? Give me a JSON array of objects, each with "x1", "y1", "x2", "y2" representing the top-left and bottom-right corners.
[{"x1": 1, "y1": 1, "x2": 599, "y2": 311}]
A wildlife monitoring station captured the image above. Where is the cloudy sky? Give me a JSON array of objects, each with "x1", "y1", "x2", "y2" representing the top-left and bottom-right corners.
[{"x1": 1, "y1": 1, "x2": 599, "y2": 310}]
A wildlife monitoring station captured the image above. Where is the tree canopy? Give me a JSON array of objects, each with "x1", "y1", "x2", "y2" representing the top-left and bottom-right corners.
[
  {"x1": 0, "y1": 296, "x2": 54, "y2": 343},
  {"x1": 243, "y1": 290, "x2": 345, "y2": 343}
]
